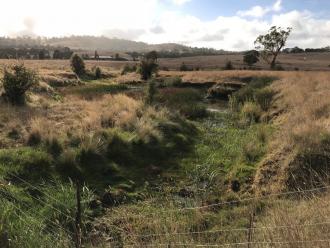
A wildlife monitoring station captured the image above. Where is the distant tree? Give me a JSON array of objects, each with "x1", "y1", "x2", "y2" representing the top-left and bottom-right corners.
[
  {"x1": 2, "y1": 64, "x2": 38, "y2": 105},
  {"x1": 224, "y1": 60, "x2": 234, "y2": 70},
  {"x1": 38, "y1": 50, "x2": 45, "y2": 60},
  {"x1": 53, "y1": 50, "x2": 61, "y2": 59},
  {"x1": 180, "y1": 62, "x2": 189, "y2": 71},
  {"x1": 131, "y1": 52, "x2": 139, "y2": 61},
  {"x1": 146, "y1": 51, "x2": 158, "y2": 61},
  {"x1": 115, "y1": 53, "x2": 120, "y2": 60},
  {"x1": 255, "y1": 26, "x2": 292, "y2": 69},
  {"x1": 137, "y1": 56, "x2": 158, "y2": 80},
  {"x1": 243, "y1": 50, "x2": 260, "y2": 67},
  {"x1": 290, "y1": 46, "x2": 304, "y2": 53},
  {"x1": 70, "y1": 54, "x2": 86, "y2": 76},
  {"x1": 94, "y1": 50, "x2": 99, "y2": 60}
]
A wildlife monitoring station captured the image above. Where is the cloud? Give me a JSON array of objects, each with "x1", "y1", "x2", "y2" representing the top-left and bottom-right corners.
[
  {"x1": 238, "y1": 0, "x2": 282, "y2": 18},
  {"x1": 139, "y1": 8, "x2": 330, "y2": 51},
  {"x1": 172, "y1": 0, "x2": 192, "y2": 6},
  {"x1": 103, "y1": 29, "x2": 146, "y2": 40},
  {"x1": 12, "y1": 17, "x2": 37, "y2": 37},
  {"x1": 0, "y1": 0, "x2": 329, "y2": 51},
  {"x1": 150, "y1": 26, "x2": 165, "y2": 34}
]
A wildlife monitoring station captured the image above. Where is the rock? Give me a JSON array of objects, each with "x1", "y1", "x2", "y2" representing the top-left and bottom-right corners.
[{"x1": 231, "y1": 180, "x2": 241, "y2": 192}]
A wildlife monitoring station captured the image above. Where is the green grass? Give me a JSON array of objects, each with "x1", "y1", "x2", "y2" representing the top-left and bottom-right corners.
[{"x1": 180, "y1": 112, "x2": 273, "y2": 191}]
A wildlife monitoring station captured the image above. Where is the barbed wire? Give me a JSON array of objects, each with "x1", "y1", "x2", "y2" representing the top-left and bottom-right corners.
[{"x1": 131, "y1": 220, "x2": 330, "y2": 238}]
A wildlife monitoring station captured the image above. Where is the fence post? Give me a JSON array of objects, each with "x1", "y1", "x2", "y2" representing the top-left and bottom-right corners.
[
  {"x1": 75, "y1": 181, "x2": 82, "y2": 248},
  {"x1": 247, "y1": 208, "x2": 255, "y2": 248}
]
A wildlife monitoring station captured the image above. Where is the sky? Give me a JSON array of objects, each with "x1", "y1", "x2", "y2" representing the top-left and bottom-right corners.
[{"x1": 0, "y1": 0, "x2": 329, "y2": 50}]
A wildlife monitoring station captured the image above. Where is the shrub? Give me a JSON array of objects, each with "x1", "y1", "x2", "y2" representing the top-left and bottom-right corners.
[
  {"x1": 180, "y1": 62, "x2": 190, "y2": 71},
  {"x1": 94, "y1": 67, "x2": 102, "y2": 79},
  {"x1": 121, "y1": 64, "x2": 137, "y2": 75},
  {"x1": 243, "y1": 50, "x2": 259, "y2": 67},
  {"x1": 70, "y1": 54, "x2": 85, "y2": 76},
  {"x1": 145, "y1": 80, "x2": 157, "y2": 104},
  {"x1": 163, "y1": 76, "x2": 182, "y2": 87},
  {"x1": 254, "y1": 88, "x2": 274, "y2": 111},
  {"x1": 231, "y1": 77, "x2": 276, "y2": 107},
  {"x1": 240, "y1": 101, "x2": 262, "y2": 124},
  {"x1": 2, "y1": 64, "x2": 38, "y2": 105},
  {"x1": 137, "y1": 58, "x2": 158, "y2": 80}
]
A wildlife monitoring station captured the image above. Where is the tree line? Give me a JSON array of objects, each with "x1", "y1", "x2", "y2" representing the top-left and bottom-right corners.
[{"x1": 0, "y1": 46, "x2": 73, "y2": 59}]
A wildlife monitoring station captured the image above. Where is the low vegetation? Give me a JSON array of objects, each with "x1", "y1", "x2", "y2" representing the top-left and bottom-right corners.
[{"x1": 0, "y1": 57, "x2": 329, "y2": 248}]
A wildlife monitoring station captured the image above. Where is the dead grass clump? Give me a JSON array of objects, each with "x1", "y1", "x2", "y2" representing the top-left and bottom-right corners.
[
  {"x1": 240, "y1": 101, "x2": 262, "y2": 124},
  {"x1": 97, "y1": 94, "x2": 142, "y2": 130},
  {"x1": 26, "y1": 118, "x2": 53, "y2": 146}
]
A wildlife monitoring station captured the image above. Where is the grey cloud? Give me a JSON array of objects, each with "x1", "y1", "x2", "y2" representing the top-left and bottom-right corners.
[
  {"x1": 199, "y1": 33, "x2": 224, "y2": 42},
  {"x1": 150, "y1": 26, "x2": 165, "y2": 34}
]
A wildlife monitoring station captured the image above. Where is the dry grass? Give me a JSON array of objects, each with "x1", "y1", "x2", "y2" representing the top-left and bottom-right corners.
[
  {"x1": 254, "y1": 72, "x2": 330, "y2": 194},
  {"x1": 158, "y1": 52, "x2": 330, "y2": 71},
  {"x1": 255, "y1": 194, "x2": 330, "y2": 248}
]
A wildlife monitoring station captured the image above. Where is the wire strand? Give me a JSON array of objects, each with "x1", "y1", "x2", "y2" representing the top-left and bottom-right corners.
[{"x1": 132, "y1": 220, "x2": 330, "y2": 238}]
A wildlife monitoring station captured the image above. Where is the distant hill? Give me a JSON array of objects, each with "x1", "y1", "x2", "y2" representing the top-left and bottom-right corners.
[
  {"x1": 0, "y1": 36, "x2": 229, "y2": 55},
  {"x1": 46, "y1": 36, "x2": 229, "y2": 54}
]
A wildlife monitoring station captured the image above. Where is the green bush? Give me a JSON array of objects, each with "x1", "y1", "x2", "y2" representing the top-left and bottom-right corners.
[
  {"x1": 230, "y1": 77, "x2": 276, "y2": 111},
  {"x1": 2, "y1": 64, "x2": 38, "y2": 105},
  {"x1": 254, "y1": 88, "x2": 274, "y2": 111},
  {"x1": 137, "y1": 58, "x2": 158, "y2": 80},
  {"x1": 70, "y1": 54, "x2": 85, "y2": 76},
  {"x1": 145, "y1": 79, "x2": 157, "y2": 104}
]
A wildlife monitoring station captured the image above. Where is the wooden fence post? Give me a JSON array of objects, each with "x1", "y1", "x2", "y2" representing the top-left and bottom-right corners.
[{"x1": 75, "y1": 182, "x2": 82, "y2": 248}]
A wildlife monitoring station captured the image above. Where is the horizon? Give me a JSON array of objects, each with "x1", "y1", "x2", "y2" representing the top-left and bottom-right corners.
[{"x1": 0, "y1": 0, "x2": 330, "y2": 50}]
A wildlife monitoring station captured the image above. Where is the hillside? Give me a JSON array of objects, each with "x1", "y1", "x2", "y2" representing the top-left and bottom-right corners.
[{"x1": 0, "y1": 36, "x2": 227, "y2": 54}]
